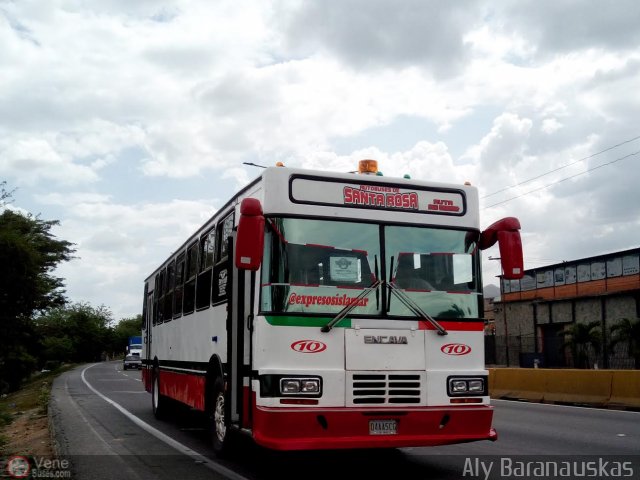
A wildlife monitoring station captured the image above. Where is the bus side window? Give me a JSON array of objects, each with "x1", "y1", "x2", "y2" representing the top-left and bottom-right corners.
[
  {"x1": 212, "y1": 212, "x2": 234, "y2": 304},
  {"x1": 173, "y1": 252, "x2": 185, "y2": 318},
  {"x1": 164, "y1": 260, "x2": 175, "y2": 322},
  {"x1": 153, "y1": 275, "x2": 160, "y2": 325},
  {"x1": 184, "y1": 241, "x2": 198, "y2": 314},
  {"x1": 216, "y1": 213, "x2": 235, "y2": 262},
  {"x1": 156, "y1": 268, "x2": 165, "y2": 323},
  {"x1": 196, "y1": 228, "x2": 215, "y2": 310}
]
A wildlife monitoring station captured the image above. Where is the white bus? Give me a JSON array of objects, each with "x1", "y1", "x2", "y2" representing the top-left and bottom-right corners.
[{"x1": 141, "y1": 160, "x2": 523, "y2": 454}]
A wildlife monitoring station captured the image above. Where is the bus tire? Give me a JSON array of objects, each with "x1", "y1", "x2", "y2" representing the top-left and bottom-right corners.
[
  {"x1": 152, "y1": 368, "x2": 168, "y2": 420},
  {"x1": 210, "y1": 377, "x2": 233, "y2": 456}
]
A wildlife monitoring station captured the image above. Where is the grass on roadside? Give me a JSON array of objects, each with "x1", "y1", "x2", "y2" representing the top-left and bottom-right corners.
[{"x1": 0, "y1": 365, "x2": 75, "y2": 453}]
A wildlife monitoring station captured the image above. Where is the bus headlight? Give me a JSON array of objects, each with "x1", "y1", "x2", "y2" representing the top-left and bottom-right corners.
[
  {"x1": 450, "y1": 380, "x2": 468, "y2": 393},
  {"x1": 468, "y1": 380, "x2": 484, "y2": 393},
  {"x1": 447, "y1": 376, "x2": 487, "y2": 396},
  {"x1": 281, "y1": 379, "x2": 302, "y2": 394},
  {"x1": 280, "y1": 377, "x2": 321, "y2": 396},
  {"x1": 259, "y1": 375, "x2": 323, "y2": 398}
]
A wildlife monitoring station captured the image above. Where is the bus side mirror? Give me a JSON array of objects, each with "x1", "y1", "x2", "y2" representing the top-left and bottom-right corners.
[
  {"x1": 479, "y1": 217, "x2": 524, "y2": 280},
  {"x1": 235, "y1": 198, "x2": 265, "y2": 271}
]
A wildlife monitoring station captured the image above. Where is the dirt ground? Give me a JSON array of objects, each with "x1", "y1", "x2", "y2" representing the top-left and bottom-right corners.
[{"x1": 1, "y1": 407, "x2": 54, "y2": 457}]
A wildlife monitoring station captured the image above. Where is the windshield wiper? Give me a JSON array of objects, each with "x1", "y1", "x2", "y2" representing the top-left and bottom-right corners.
[
  {"x1": 386, "y1": 281, "x2": 448, "y2": 336},
  {"x1": 320, "y1": 280, "x2": 381, "y2": 333}
]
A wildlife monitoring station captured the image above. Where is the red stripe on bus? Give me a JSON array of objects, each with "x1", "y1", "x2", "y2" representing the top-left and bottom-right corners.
[
  {"x1": 159, "y1": 369, "x2": 206, "y2": 411},
  {"x1": 418, "y1": 320, "x2": 484, "y2": 331}
]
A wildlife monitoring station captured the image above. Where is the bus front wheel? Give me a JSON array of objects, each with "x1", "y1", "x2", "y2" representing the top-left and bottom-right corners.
[{"x1": 210, "y1": 377, "x2": 233, "y2": 456}]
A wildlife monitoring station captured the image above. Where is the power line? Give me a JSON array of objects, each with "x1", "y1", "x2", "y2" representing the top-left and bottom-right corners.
[
  {"x1": 481, "y1": 134, "x2": 640, "y2": 199},
  {"x1": 483, "y1": 149, "x2": 640, "y2": 209}
]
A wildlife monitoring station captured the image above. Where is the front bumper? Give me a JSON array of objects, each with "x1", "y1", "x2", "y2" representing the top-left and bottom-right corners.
[{"x1": 252, "y1": 404, "x2": 496, "y2": 451}]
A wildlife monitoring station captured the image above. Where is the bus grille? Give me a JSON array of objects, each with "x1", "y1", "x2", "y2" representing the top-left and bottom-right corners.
[{"x1": 348, "y1": 373, "x2": 424, "y2": 406}]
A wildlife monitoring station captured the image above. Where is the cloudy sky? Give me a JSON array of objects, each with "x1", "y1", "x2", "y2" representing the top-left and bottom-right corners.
[{"x1": 2, "y1": 0, "x2": 640, "y2": 320}]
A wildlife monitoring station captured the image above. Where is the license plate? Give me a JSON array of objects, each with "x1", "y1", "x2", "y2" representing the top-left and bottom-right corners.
[{"x1": 369, "y1": 419, "x2": 397, "y2": 435}]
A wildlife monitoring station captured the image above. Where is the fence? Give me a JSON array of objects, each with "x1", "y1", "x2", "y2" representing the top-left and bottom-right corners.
[{"x1": 485, "y1": 335, "x2": 638, "y2": 369}]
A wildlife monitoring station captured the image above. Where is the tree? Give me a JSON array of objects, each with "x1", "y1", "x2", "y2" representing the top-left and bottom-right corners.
[
  {"x1": 562, "y1": 321, "x2": 602, "y2": 369},
  {"x1": 110, "y1": 315, "x2": 143, "y2": 354},
  {"x1": 35, "y1": 303, "x2": 114, "y2": 364},
  {"x1": 609, "y1": 317, "x2": 640, "y2": 369},
  {"x1": 0, "y1": 180, "x2": 16, "y2": 208},
  {"x1": 0, "y1": 184, "x2": 75, "y2": 391},
  {"x1": 0, "y1": 210, "x2": 74, "y2": 318}
]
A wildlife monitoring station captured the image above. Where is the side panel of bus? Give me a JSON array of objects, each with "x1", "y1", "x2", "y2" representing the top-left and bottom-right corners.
[{"x1": 142, "y1": 184, "x2": 264, "y2": 420}]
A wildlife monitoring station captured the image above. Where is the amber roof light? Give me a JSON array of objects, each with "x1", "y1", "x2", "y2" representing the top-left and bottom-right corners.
[{"x1": 358, "y1": 159, "x2": 378, "y2": 174}]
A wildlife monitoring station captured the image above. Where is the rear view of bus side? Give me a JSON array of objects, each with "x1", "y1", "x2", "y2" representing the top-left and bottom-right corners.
[{"x1": 141, "y1": 160, "x2": 524, "y2": 455}]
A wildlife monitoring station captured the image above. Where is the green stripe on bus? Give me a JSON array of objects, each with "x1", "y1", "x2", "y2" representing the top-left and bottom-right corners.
[{"x1": 265, "y1": 316, "x2": 352, "y2": 328}]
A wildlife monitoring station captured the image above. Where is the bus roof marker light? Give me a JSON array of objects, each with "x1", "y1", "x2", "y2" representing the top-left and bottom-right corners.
[
  {"x1": 358, "y1": 159, "x2": 378, "y2": 174},
  {"x1": 276, "y1": 162, "x2": 285, "y2": 167}
]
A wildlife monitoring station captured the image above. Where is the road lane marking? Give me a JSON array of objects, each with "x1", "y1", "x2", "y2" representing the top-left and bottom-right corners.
[
  {"x1": 81, "y1": 364, "x2": 249, "y2": 480},
  {"x1": 115, "y1": 364, "x2": 144, "y2": 381}
]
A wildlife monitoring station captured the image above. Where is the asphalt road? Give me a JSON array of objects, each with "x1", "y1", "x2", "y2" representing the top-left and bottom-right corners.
[{"x1": 50, "y1": 362, "x2": 640, "y2": 480}]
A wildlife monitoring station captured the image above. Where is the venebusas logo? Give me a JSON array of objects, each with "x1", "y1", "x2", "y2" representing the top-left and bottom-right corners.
[
  {"x1": 291, "y1": 340, "x2": 327, "y2": 353},
  {"x1": 441, "y1": 343, "x2": 471, "y2": 355}
]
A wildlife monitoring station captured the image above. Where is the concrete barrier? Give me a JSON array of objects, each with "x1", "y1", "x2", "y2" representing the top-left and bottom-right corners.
[
  {"x1": 489, "y1": 368, "x2": 544, "y2": 402},
  {"x1": 489, "y1": 368, "x2": 640, "y2": 409},
  {"x1": 609, "y1": 370, "x2": 640, "y2": 408},
  {"x1": 543, "y1": 369, "x2": 611, "y2": 406}
]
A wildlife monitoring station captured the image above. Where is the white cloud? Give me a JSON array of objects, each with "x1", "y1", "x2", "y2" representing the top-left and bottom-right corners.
[
  {"x1": 541, "y1": 118, "x2": 563, "y2": 134},
  {"x1": 464, "y1": 113, "x2": 533, "y2": 180},
  {"x1": 3, "y1": 0, "x2": 640, "y2": 314},
  {"x1": 0, "y1": 121, "x2": 147, "y2": 185},
  {"x1": 43, "y1": 195, "x2": 218, "y2": 319},
  {"x1": 0, "y1": 137, "x2": 98, "y2": 186},
  {"x1": 494, "y1": 1, "x2": 640, "y2": 55},
  {"x1": 277, "y1": 0, "x2": 483, "y2": 76}
]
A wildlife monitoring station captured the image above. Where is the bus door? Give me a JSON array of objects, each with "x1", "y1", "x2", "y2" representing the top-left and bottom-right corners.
[
  {"x1": 227, "y1": 232, "x2": 255, "y2": 429},
  {"x1": 143, "y1": 283, "x2": 153, "y2": 384}
]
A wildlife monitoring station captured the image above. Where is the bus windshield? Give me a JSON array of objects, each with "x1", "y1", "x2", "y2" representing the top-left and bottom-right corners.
[
  {"x1": 386, "y1": 225, "x2": 480, "y2": 319},
  {"x1": 260, "y1": 218, "x2": 481, "y2": 319}
]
